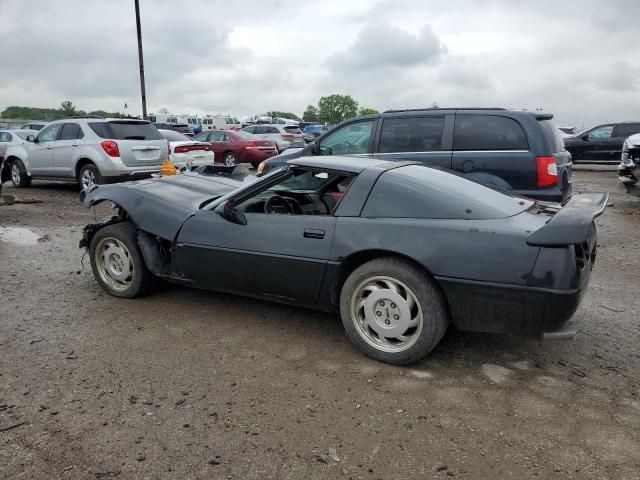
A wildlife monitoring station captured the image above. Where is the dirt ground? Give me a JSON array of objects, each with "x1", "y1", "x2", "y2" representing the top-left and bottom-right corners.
[{"x1": 0, "y1": 170, "x2": 639, "y2": 480}]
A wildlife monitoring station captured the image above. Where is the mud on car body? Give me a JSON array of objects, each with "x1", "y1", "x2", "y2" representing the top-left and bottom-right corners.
[{"x1": 79, "y1": 157, "x2": 607, "y2": 365}]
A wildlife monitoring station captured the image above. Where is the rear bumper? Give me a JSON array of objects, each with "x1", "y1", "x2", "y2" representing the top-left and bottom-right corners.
[
  {"x1": 101, "y1": 170, "x2": 159, "y2": 184},
  {"x1": 436, "y1": 277, "x2": 587, "y2": 337}
]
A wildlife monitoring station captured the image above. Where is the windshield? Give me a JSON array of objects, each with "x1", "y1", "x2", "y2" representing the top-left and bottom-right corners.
[{"x1": 15, "y1": 131, "x2": 33, "y2": 140}]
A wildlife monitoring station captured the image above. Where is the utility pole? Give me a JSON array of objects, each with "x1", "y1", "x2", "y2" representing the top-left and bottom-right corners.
[{"x1": 134, "y1": 0, "x2": 147, "y2": 119}]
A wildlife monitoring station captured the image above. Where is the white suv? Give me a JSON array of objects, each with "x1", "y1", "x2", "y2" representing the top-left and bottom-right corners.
[{"x1": 0, "y1": 117, "x2": 168, "y2": 190}]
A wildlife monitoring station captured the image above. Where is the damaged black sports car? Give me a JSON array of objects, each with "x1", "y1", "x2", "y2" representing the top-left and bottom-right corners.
[{"x1": 79, "y1": 157, "x2": 607, "y2": 365}]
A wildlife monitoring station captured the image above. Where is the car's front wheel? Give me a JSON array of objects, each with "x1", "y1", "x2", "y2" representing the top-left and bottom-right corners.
[
  {"x1": 339, "y1": 257, "x2": 448, "y2": 365},
  {"x1": 89, "y1": 222, "x2": 155, "y2": 298},
  {"x1": 10, "y1": 159, "x2": 31, "y2": 188}
]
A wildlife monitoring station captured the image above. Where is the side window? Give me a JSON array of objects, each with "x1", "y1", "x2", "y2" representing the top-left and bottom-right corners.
[
  {"x1": 379, "y1": 117, "x2": 444, "y2": 153},
  {"x1": 0, "y1": 132, "x2": 11, "y2": 142},
  {"x1": 588, "y1": 125, "x2": 613, "y2": 140},
  {"x1": 36, "y1": 124, "x2": 62, "y2": 142},
  {"x1": 453, "y1": 115, "x2": 529, "y2": 151},
  {"x1": 209, "y1": 132, "x2": 224, "y2": 142},
  {"x1": 245, "y1": 126, "x2": 256, "y2": 134},
  {"x1": 193, "y1": 132, "x2": 208, "y2": 141},
  {"x1": 221, "y1": 134, "x2": 231, "y2": 141},
  {"x1": 318, "y1": 120, "x2": 374, "y2": 155},
  {"x1": 267, "y1": 127, "x2": 280, "y2": 134},
  {"x1": 612, "y1": 124, "x2": 640, "y2": 138},
  {"x1": 59, "y1": 123, "x2": 83, "y2": 141}
]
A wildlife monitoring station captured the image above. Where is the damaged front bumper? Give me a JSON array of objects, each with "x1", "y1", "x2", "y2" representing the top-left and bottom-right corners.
[{"x1": 78, "y1": 216, "x2": 121, "y2": 249}]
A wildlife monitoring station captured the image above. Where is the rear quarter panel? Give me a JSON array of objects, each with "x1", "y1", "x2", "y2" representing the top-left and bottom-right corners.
[{"x1": 331, "y1": 214, "x2": 543, "y2": 286}]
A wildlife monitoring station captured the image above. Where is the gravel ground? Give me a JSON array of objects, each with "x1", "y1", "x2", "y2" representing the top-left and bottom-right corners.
[{"x1": 0, "y1": 171, "x2": 639, "y2": 480}]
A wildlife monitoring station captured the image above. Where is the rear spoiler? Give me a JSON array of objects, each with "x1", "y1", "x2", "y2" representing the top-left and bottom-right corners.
[{"x1": 527, "y1": 193, "x2": 609, "y2": 246}]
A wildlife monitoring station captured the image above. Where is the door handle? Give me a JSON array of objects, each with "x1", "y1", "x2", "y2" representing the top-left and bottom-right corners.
[
  {"x1": 71, "y1": 143, "x2": 79, "y2": 147},
  {"x1": 303, "y1": 228, "x2": 325, "y2": 239}
]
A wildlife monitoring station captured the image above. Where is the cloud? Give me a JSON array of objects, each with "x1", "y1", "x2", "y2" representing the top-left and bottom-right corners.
[
  {"x1": 327, "y1": 22, "x2": 446, "y2": 72},
  {"x1": 0, "y1": 0, "x2": 638, "y2": 128}
]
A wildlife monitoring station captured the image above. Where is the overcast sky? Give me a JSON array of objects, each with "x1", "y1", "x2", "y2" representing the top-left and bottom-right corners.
[{"x1": 0, "y1": 0, "x2": 638, "y2": 128}]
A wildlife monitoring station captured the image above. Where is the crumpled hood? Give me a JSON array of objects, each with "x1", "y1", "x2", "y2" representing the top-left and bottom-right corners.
[{"x1": 80, "y1": 173, "x2": 257, "y2": 240}]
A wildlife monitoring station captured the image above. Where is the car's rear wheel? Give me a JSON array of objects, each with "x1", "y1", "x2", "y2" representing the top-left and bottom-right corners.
[
  {"x1": 79, "y1": 163, "x2": 102, "y2": 190},
  {"x1": 89, "y1": 222, "x2": 155, "y2": 298},
  {"x1": 339, "y1": 257, "x2": 448, "y2": 365},
  {"x1": 223, "y1": 152, "x2": 237, "y2": 166},
  {"x1": 10, "y1": 159, "x2": 31, "y2": 188}
]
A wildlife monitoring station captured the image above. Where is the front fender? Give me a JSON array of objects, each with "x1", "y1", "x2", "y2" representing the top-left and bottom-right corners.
[
  {"x1": 4, "y1": 146, "x2": 30, "y2": 173},
  {"x1": 80, "y1": 184, "x2": 192, "y2": 241}
]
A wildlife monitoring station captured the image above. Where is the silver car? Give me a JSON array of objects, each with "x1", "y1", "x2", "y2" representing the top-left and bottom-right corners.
[
  {"x1": 0, "y1": 117, "x2": 168, "y2": 190},
  {"x1": 241, "y1": 124, "x2": 305, "y2": 152}
]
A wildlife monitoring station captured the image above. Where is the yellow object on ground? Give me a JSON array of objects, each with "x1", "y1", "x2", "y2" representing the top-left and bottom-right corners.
[{"x1": 159, "y1": 159, "x2": 177, "y2": 176}]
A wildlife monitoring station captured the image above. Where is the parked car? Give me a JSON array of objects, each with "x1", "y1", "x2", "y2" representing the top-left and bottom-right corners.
[
  {"x1": 302, "y1": 124, "x2": 330, "y2": 142},
  {"x1": 158, "y1": 129, "x2": 214, "y2": 170},
  {"x1": 79, "y1": 156, "x2": 606, "y2": 365},
  {"x1": 258, "y1": 108, "x2": 572, "y2": 202},
  {"x1": 242, "y1": 124, "x2": 305, "y2": 152},
  {"x1": 272, "y1": 117, "x2": 300, "y2": 126},
  {"x1": 0, "y1": 117, "x2": 168, "y2": 190},
  {"x1": 564, "y1": 122, "x2": 640, "y2": 163},
  {"x1": 18, "y1": 123, "x2": 46, "y2": 131},
  {"x1": 0, "y1": 129, "x2": 38, "y2": 162},
  {"x1": 557, "y1": 126, "x2": 577, "y2": 138},
  {"x1": 193, "y1": 129, "x2": 278, "y2": 167}
]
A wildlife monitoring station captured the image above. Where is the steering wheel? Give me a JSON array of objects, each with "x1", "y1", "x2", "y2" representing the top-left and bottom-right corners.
[
  {"x1": 342, "y1": 141, "x2": 356, "y2": 154},
  {"x1": 264, "y1": 194, "x2": 302, "y2": 214}
]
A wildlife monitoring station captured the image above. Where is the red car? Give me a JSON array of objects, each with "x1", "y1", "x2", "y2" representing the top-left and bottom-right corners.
[{"x1": 193, "y1": 130, "x2": 278, "y2": 167}]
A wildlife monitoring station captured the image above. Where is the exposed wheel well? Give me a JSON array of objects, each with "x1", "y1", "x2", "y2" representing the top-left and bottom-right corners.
[
  {"x1": 75, "y1": 159, "x2": 95, "y2": 180},
  {"x1": 331, "y1": 250, "x2": 441, "y2": 306}
]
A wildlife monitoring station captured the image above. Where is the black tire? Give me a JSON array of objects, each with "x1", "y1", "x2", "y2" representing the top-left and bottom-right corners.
[
  {"x1": 89, "y1": 222, "x2": 155, "y2": 298},
  {"x1": 79, "y1": 163, "x2": 103, "y2": 190},
  {"x1": 10, "y1": 159, "x2": 31, "y2": 188},
  {"x1": 339, "y1": 257, "x2": 448, "y2": 365},
  {"x1": 223, "y1": 151, "x2": 237, "y2": 166}
]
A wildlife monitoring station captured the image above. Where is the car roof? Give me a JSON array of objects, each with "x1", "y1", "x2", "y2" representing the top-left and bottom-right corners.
[{"x1": 288, "y1": 155, "x2": 395, "y2": 173}]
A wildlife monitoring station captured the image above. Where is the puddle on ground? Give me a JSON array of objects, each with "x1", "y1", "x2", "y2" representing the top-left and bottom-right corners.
[{"x1": 0, "y1": 226, "x2": 42, "y2": 245}]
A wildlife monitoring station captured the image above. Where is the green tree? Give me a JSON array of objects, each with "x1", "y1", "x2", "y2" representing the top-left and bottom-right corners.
[
  {"x1": 358, "y1": 107, "x2": 379, "y2": 116},
  {"x1": 317, "y1": 94, "x2": 358, "y2": 125},
  {"x1": 302, "y1": 105, "x2": 319, "y2": 122},
  {"x1": 60, "y1": 100, "x2": 78, "y2": 117},
  {"x1": 266, "y1": 111, "x2": 301, "y2": 121}
]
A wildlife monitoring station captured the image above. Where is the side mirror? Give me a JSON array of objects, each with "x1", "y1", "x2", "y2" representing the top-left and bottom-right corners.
[
  {"x1": 214, "y1": 199, "x2": 246, "y2": 225},
  {"x1": 26, "y1": 135, "x2": 36, "y2": 142},
  {"x1": 581, "y1": 134, "x2": 589, "y2": 141},
  {"x1": 309, "y1": 142, "x2": 319, "y2": 155}
]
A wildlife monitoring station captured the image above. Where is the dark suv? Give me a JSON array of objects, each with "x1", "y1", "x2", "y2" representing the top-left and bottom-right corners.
[
  {"x1": 564, "y1": 122, "x2": 640, "y2": 163},
  {"x1": 258, "y1": 108, "x2": 572, "y2": 202}
]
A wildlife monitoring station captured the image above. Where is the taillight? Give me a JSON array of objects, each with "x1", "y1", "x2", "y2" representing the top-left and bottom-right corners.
[
  {"x1": 245, "y1": 140, "x2": 257, "y2": 148},
  {"x1": 536, "y1": 156, "x2": 557, "y2": 187},
  {"x1": 101, "y1": 141, "x2": 119, "y2": 157},
  {"x1": 281, "y1": 133, "x2": 294, "y2": 140}
]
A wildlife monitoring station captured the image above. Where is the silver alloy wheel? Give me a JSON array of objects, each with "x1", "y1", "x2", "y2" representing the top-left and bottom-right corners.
[
  {"x1": 224, "y1": 153, "x2": 236, "y2": 166},
  {"x1": 11, "y1": 162, "x2": 21, "y2": 185},
  {"x1": 350, "y1": 275, "x2": 423, "y2": 353},
  {"x1": 94, "y1": 237, "x2": 134, "y2": 292},
  {"x1": 80, "y1": 168, "x2": 96, "y2": 190}
]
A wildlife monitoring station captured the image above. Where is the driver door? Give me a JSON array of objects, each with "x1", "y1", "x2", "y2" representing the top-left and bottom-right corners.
[{"x1": 174, "y1": 170, "x2": 341, "y2": 304}]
